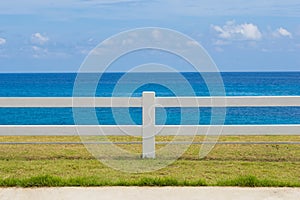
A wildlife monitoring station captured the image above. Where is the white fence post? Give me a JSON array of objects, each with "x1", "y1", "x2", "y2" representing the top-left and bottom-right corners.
[{"x1": 142, "y1": 92, "x2": 156, "y2": 159}]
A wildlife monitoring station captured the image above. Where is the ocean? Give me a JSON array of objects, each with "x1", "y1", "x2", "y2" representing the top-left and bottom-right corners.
[{"x1": 0, "y1": 72, "x2": 300, "y2": 125}]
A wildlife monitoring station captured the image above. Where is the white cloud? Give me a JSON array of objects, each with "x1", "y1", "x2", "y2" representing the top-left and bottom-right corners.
[
  {"x1": 31, "y1": 33, "x2": 49, "y2": 45},
  {"x1": 32, "y1": 45, "x2": 48, "y2": 58},
  {"x1": 212, "y1": 21, "x2": 262, "y2": 41},
  {"x1": 32, "y1": 46, "x2": 41, "y2": 51},
  {"x1": 214, "y1": 46, "x2": 224, "y2": 52},
  {"x1": 0, "y1": 37, "x2": 6, "y2": 45},
  {"x1": 273, "y1": 27, "x2": 292, "y2": 38},
  {"x1": 213, "y1": 40, "x2": 230, "y2": 46}
]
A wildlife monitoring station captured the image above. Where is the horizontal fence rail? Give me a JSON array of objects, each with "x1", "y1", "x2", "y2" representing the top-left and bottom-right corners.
[
  {"x1": 1, "y1": 93, "x2": 300, "y2": 158},
  {"x1": 1, "y1": 96, "x2": 300, "y2": 107},
  {"x1": 0, "y1": 97, "x2": 142, "y2": 107},
  {"x1": 1, "y1": 125, "x2": 300, "y2": 136}
]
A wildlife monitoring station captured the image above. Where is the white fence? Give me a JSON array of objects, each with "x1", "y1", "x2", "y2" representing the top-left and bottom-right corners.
[{"x1": 0, "y1": 92, "x2": 300, "y2": 158}]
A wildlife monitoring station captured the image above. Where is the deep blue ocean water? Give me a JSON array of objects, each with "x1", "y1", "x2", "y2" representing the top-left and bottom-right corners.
[{"x1": 0, "y1": 72, "x2": 300, "y2": 125}]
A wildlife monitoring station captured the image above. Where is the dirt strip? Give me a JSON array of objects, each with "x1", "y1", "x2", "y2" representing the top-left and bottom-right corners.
[{"x1": 1, "y1": 187, "x2": 300, "y2": 200}]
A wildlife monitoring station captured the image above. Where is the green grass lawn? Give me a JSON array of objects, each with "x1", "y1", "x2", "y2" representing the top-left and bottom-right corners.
[{"x1": 0, "y1": 136, "x2": 300, "y2": 187}]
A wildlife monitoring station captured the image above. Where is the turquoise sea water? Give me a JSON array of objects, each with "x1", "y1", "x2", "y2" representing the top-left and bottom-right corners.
[{"x1": 0, "y1": 72, "x2": 299, "y2": 125}]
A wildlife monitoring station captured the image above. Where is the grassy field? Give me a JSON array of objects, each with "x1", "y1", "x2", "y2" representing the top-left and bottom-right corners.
[{"x1": 0, "y1": 136, "x2": 300, "y2": 187}]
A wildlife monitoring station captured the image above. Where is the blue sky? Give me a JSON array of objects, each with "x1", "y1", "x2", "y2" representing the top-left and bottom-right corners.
[{"x1": 0, "y1": 0, "x2": 300, "y2": 72}]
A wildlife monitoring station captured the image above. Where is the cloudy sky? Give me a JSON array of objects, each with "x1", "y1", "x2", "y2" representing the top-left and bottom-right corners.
[{"x1": 0, "y1": 0, "x2": 300, "y2": 72}]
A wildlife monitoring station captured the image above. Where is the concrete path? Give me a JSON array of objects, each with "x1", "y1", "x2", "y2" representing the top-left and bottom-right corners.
[{"x1": 1, "y1": 187, "x2": 300, "y2": 200}]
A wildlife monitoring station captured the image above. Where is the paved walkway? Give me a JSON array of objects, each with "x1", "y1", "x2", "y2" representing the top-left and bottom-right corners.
[{"x1": 1, "y1": 187, "x2": 300, "y2": 200}]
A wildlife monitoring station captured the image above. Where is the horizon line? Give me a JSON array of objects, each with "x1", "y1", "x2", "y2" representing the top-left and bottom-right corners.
[{"x1": 0, "y1": 70, "x2": 300, "y2": 74}]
